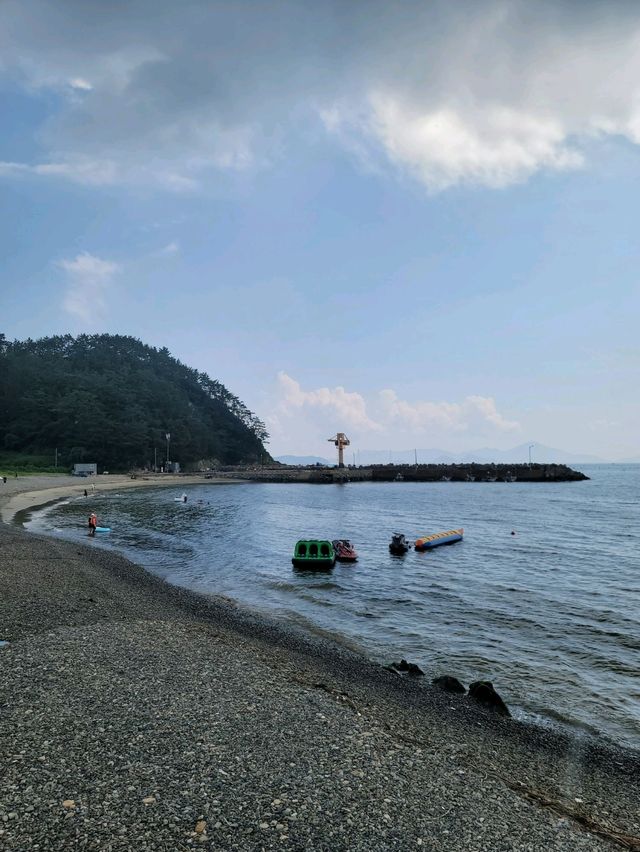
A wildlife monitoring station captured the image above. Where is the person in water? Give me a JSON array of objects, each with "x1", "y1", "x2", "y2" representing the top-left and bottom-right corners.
[{"x1": 88, "y1": 513, "x2": 98, "y2": 536}]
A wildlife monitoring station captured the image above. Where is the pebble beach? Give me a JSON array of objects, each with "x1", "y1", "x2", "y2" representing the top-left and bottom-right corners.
[{"x1": 1, "y1": 476, "x2": 638, "y2": 851}]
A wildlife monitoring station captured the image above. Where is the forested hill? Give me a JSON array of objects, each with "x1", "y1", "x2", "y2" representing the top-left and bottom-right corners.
[{"x1": 0, "y1": 334, "x2": 270, "y2": 470}]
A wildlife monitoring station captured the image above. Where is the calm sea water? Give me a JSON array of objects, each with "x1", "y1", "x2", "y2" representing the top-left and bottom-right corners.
[{"x1": 26, "y1": 465, "x2": 639, "y2": 748}]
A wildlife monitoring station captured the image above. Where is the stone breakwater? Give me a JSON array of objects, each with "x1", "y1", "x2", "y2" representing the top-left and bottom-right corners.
[
  {"x1": 212, "y1": 463, "x2": 589, "y2": 484},
  {"x1": 1, "y1": 481, "x2": 638, "y2": 851}
]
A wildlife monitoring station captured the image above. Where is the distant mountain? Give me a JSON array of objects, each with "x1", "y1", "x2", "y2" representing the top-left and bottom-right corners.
[
  {"x1": 277, "y1": 443, "x2": 610, "y2": 467},
  {"x1": 276, "y1": 455, "x2": 332, "y2": 466},
  {"x1": 356, "y1": 443, "x2": 608, "y2": 466},
  {"x1": 456, "y1": 443, "x2": 607, "y2": 464},
  {"x1": 356, "y1": 449, "x2": 455, "y2": 465}
]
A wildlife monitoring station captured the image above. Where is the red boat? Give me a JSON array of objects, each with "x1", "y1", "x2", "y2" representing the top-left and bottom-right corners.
[{"x1": 332, "y1": 539, "x2": 358, "y2": 562}]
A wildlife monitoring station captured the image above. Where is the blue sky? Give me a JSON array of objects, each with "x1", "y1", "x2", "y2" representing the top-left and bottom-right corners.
[{"x1": 1, "y1": 0, "x2": 639, "y2": 460}]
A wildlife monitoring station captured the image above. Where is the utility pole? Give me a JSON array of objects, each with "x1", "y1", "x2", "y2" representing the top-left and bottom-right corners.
[
  {"x1": 165, "y1": 432, "x2": 171, "y2": 469},
  {"x1": 154, "y1": 447, "x2": 157, "y2": 473},
  {"x1": 528, "y1": 443, "x2": 534, "y2": 466},
  {"x1": 54, "y1": 448, "x2": 58, "y2": 469}
]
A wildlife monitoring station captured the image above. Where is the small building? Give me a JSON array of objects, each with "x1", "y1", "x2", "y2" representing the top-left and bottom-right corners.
[
  {"x1": 73, "y1": 463, "x2": 97, "y2": 476},
  {"x1": 166, "y1": 461, "x2": 181, "y2": 473}
]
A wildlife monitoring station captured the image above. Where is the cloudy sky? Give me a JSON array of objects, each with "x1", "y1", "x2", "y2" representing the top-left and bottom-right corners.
[{"x1": 1, "y1": 0, "x2": 639, "y2": 460}]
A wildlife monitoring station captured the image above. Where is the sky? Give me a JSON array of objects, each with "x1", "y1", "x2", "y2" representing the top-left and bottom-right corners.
[{"x1": 1, "y1": 0, "x2": 639, "y2": 461}]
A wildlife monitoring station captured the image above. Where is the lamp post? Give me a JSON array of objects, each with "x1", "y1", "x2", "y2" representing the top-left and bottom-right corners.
[
  {"x1": 528, "y1": 443, "x2": 534, "y2": 466},
  {"x1": 165, "y1": 432, "x2": 171, "y2": 470}
]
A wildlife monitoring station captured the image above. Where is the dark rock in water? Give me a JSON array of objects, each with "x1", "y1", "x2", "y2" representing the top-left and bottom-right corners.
[
  {"x1": 468, "y1": 680, "x2": 510, "y2": 716},
  {"x1": 432, "y1": 675, "x2": 466, "y2": 694},
  {"x1": 391, "y1": 659, "x2": 424, "y2": 676}
]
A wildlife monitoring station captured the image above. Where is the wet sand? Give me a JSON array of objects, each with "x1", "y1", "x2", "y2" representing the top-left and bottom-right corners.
[
  {"x1": 0, "y1": 472, "x2": 237, "y2": 525},
  {"x1": 0, "y1": 476, "x2": 638, "y2": 850}
]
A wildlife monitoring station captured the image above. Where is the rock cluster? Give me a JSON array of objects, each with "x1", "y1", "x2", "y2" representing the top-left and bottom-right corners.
[
  {"x1": 431, "y1": 674, "x2": 510, "y2": 716},
  {"x1": 390, "y1": 659, "x2": 425, "y2": 676}
]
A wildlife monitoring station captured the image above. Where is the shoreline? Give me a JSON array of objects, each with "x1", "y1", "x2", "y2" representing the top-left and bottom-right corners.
[
  {"x1": 14, "y1": 475, "x2": 635, "y2": 753},
  {"x1": 0, "y1": 472, "x2": 241, "y2": 525},
  {"x1": 1, "y1": 477, "x2": 638, "y2": 849}
]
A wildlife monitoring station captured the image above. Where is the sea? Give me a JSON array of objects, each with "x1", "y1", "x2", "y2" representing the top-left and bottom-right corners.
[{"x1": 24, "y1": 464, "x2": 639, "y2": 750}]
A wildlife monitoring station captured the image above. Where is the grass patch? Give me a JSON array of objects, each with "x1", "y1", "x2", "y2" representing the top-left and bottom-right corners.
[{"x1": 0, "y1": 452, "x2": 67, "y2": 476}]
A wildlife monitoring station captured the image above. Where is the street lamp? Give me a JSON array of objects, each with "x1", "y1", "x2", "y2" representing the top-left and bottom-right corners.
[
  {"x1": 165, "y1": 432, "x2": 171, "y2": 469},
  {"x1": 528, "y1": 443, "x2": 535, "y2": 466}
]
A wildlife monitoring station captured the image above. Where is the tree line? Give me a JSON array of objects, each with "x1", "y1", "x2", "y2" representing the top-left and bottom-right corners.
[{"x1": 0, "y1": 333, "x2": 270, "y2": 470}]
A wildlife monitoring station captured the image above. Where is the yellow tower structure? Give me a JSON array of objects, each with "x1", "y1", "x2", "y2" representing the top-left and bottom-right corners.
[{"x1": 328, "y1": 432, "x2": 350, "y2": 468}]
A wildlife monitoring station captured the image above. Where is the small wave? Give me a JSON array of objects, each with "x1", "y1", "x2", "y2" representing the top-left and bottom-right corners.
[{"x1": 265, "y1": 580, "x2": 303, "y2": 593}]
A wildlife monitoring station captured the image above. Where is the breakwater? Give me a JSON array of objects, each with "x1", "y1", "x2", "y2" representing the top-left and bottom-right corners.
[{"x1": 209, "y1": 462, "x2": 588, "y2": 484}]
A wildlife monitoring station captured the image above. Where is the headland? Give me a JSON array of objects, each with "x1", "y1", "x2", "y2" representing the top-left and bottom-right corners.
[{"x1": 0, "y1": 476, "x2": 636, "y2": 851}]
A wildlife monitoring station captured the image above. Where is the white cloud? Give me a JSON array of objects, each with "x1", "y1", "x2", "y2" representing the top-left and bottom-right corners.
[
  {"x1": 379, "y1": 389, "x2": 520, "y2": 433},
  {"x1": 319, "y1": 5, "x2": 640, "y2": 190},
  {"x1": 0, "y1": 157, "x2": 118, "y2": 185},
  {"x1": 0, "y1": 156, "x2": 200, "y2": 190},
  {"x1": 157, "y1": 240, "x2": 180, "y2": 256},
  {"x1": 35, "y1": 158, "x2": 119, "y2": 185},
  {"x1": 271, "y1": 373, "x2": 519, "y2": 454},
  {"x1": 68, "y1": 77, "x2": 92, "y2": 91},
  {"x1": 366, "y1": 97, "x2": 584, "y2": 190},
  {"x1": 4, "y1": 1, "x2": 640, "y2": 191},
  {"x1": 0, "y1": 162, "x2": 27, "y2": 177},
  {"x1": 58, "y1": 252, "x2": 121, "y2": 324},
  {"x1": 277, "y1": 372, "x2": 382, "y2": 433}
]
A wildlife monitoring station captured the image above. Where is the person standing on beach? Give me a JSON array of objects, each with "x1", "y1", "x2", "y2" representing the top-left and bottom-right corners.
[{"x1": 88, "y1": 513, "x2": 97, "y2": 536}]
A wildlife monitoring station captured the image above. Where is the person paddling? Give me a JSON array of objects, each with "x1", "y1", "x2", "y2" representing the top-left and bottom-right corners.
[{"x1": 88, "y1": 513, "x2": 98, "y2": 536}]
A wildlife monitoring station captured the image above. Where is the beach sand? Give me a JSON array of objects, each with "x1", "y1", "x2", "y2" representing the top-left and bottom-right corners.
[
  {"x1": 0, "y1": 476, "x2": 638, "y2": 850},
  {"x1": 0, "y1": 472, "x2": 237, "y2": 525}
]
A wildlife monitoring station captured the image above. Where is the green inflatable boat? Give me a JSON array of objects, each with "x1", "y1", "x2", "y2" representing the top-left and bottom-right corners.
[{"x1": 292, "y1": 540, "x2": 336, "y2": 569}]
